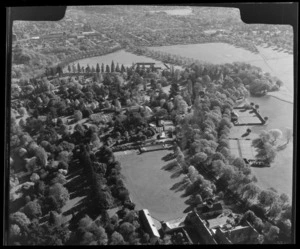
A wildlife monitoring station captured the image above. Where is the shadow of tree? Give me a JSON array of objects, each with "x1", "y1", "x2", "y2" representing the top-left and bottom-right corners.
[
  {"x1": 63, "y1": 196, "x2": 91, "y2": 217},
  {"x1": 39, "y1": 213, "x2": 49, "y2": 224},
  {"x1": 183, "y1": 205, "x2": 194, "y2": 214},
  {"x1": 170, "y1": 181, "x2": 184, "y2": 191},
  {"x1": 162, "y1": 153, "x2": 175, "y2": 162},
  {"x1": 175, "y1": 183, "x2": 188, "y2": 193},
  {"x1": 184, "y1": 196, "x2": 195, "y2": 205},
  {"x1": 161, "y1": 160, "x2": 178, "y2": 171},
  {"x1": 68, "y1": 118, "x2": 77, "y2": 125},
  {"x1": 170, "y1": 168, "x2": 183, "y2": 179}
]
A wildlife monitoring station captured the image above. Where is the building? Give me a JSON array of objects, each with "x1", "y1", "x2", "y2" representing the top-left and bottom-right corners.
[
  {"x1": 41, "y1": 32, "x2": 64, "y2": 40},
  {"x1": 206, "y1": 216, "x2": 230, "y2": 230},
  {"x1": 194, "y1": 201, "x2": 223, "y2": 219},
  {"x1": 12, "y1": 33, "x2": 17, "y2": 41},
  {"x1": 185, "y1": 211, "x2": 217, "y2": 244},
  {"x1": 139, "y1": 209, "x2": 160, "y2": 244},
  {"x1": 215, "y1": 221, "x2": 260, "y2": 244},
  {"x1": 163, "y1": 226, "x2": 193, "y2": 244}
]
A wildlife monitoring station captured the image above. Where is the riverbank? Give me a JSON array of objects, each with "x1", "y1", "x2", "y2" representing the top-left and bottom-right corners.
[{"x1": 266, "y1": 90, "x2": 293, "y2": 104}]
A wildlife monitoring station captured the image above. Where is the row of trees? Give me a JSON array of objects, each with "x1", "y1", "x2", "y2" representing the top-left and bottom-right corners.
[{"x1": 67, "y1": 61, "x2": 127, "y2": 74}]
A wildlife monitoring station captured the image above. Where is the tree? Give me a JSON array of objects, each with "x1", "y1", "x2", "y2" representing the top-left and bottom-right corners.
[
  {"x1": 276, "y1": 79, "x2": 283, "y2": 87},
  {"x1": 18, "y1": 107, "x2": 27, "y2": 116},
  {"x1": 277, "y1": 219, "x2": 291, "y2": 237},
  {"x1": 10, "y1": 211, "x2": 31, "y2": 230},
  {"x1": 77, "y1": 63, "x2": 81, "y2": 73},
  {"x1": 257, "y1": 190, "x2": 278, "y2": 209},
  {"x1": 73, "y1": 110, "x2": 83, "y2": 121},
  {"x1": 115, "y1": 63, "x2": 120, "y2": 72},
  {"x1": 240, "y1": 183, "x2": 261, "y2": 200},
  {"x1": 169, "y1": 82, "x2": 180, "y2": 99},
  {"x1": 34, "y1": 147, "x2": 48, "y2": 167},
  {"x1": 30, "y1": 173, "x2": 40, "y2": 183},
  {"x1": 48, "y1": 211, "x2": 63, "y2": 227},
  {"x1": 253, "y1": 217, "x2": 264, "y2": 233},
  {"x1": 96, "y1": 63, "x2": 100, "y2": 73},
  {"x1": 48, "y1": 183, "x2": 70, "y2": 209},
  {"x1": 279, "y1": 193, "x2": 290, "y2": 207},
  {"x1": 10, "y1": 224, "x2": 21, "y2": 239},
  {"x1": 50, "y1": 173, "x2": 67, "y2": 185},
  {"x1": 285, "y1": 128, "x2": 292, "y2": 144},
  {"x1": 265, "y1": 225, "x2": 280, "y2": 242},
  {"x1": 110, "y1": 61, "x2": 115, "y2": 72},
  {"x1": 106, "y1": 65, "x2": 110, "y2": 73},
  {"x1": 101, "y1": 63, "x2": 104, "y2": 73},
  {"x1": 267, "y1": 201, "x2": 282, "y2": 220},
  {"x1": 141, "y1": 233, "x2": 150, "y2": 244},
  {"x1": 268, "y1": 129, "x2": 283, "y2": 144},
  {"x1": 86, "y1": 64, "x2": 91, "y2": 73},
  {"x1": 118, "y1": 222, "x2": 135, "y2": 241},
  {"x1": 232, "y1": 157, "x2": 246, "y2": 170},
  {"x1": 23, "y1": 201, "x2": 42, "y2": 219},
  {"x1": 121, "y1": 64, "x2": 126, "y2": 73},
  {"x1": 110, "y1": 231, "x2": 126, "y2": 245}
]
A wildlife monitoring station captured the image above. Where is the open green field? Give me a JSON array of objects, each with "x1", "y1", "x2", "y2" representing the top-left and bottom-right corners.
[{"x1": 115, "y1": 150, "x2": 189, "y2": 222}]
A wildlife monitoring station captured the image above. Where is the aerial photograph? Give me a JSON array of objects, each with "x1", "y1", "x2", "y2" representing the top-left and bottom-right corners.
[{"x1": 7, "y1": 5, "x2": 294, "y2": 245}]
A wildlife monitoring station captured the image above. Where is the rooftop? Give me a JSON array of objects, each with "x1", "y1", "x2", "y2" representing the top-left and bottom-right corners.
[
  {"x1": 139, "y1": 209, "x2": 160, "y2": 238},
  {"x1": 206, "y1": 216, "x2": 230, "y2": 229}
]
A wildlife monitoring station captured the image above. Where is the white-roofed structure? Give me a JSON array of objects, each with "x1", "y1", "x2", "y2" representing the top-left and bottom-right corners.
[{"x1": 139, "y1": 209, "x2": 160, "y2": 244}]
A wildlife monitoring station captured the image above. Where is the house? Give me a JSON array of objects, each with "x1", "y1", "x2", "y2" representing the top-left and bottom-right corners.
[
  {"x1": 139, "y1": 209, "x2": 160, "y2": 244},
  {"x1": 185, "y1": 211, "x2": 217, "y2": 244},
  {"x1": 215, "y1": 221, "x2": 260, "y2": 244},
  {"x1": 195, "y1": 201, "x2": 223, "y2": 219},
  {"x1": 231, "y1": 111, "x2": 239, "y2": 122},
  {"x1": 206, "y1": 216, "x2": 230, "y2": 230},
  {"x1": 163, "y1": 227, "x2": 193, "y2": 245},
  {"x1": 41, "y1": 32, "x2": 64, "y2": 40}
]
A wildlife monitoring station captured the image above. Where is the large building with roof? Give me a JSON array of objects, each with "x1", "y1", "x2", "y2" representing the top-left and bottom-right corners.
[
  {"x1": 139, "y1": 209, "x2": 160, "y2": 244},
  {"x1": 214, "y1": 221, "x2": 260, "y2": 244}
]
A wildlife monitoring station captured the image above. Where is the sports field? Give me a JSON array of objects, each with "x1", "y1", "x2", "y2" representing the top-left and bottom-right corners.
[{"x1": 115, "y1": 150, "x2": 189, "y2": 223}]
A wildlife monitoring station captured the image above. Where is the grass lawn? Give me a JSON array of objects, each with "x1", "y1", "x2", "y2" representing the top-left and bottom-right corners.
[{"x1": 115, "y1": 149, "x2": 189, "y2": 223}]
